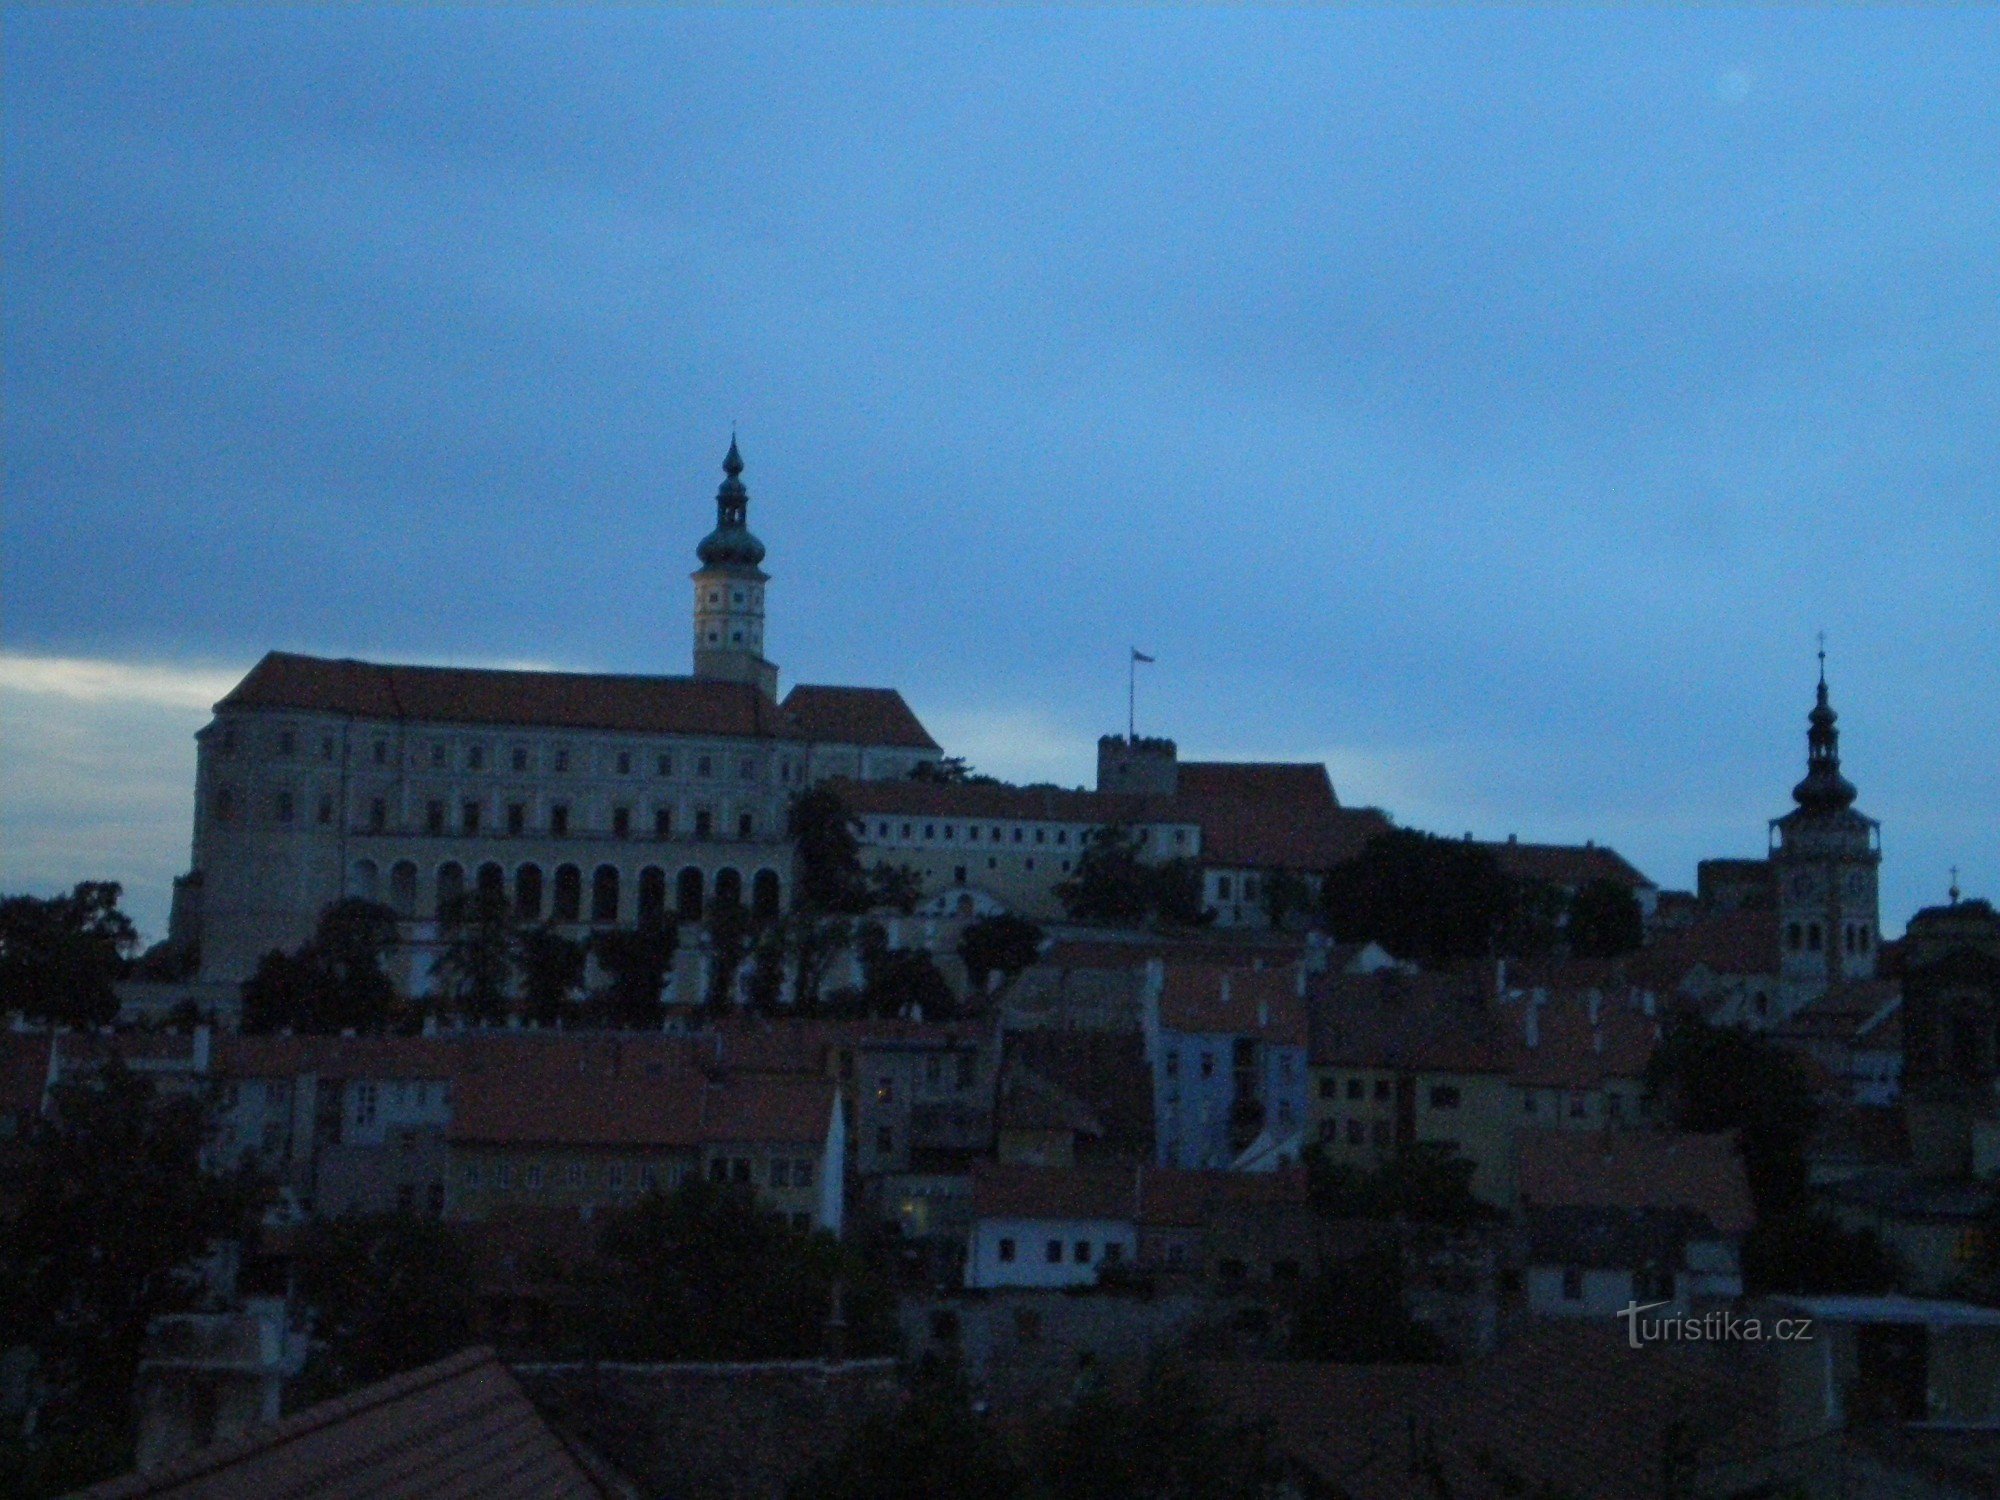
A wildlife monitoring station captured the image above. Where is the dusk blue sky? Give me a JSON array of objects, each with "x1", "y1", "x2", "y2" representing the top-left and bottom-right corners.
[{"x1": 5, "y1": 8, "x2": 1997, "y2": 943}]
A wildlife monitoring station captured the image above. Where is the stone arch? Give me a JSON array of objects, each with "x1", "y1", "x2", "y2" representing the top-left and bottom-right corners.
[
  {"x1": 676, "y1": 866, "x2": 705, "y2": 922},
  {"x1": 389, "y1": 861, "x2": 418, "y2": 919},
  {"x1": 638, "y1": 866, "x2": 668, "y2": 924},
  {"x1": 591, "y1": 864, "x2": 621, "y2": 924},
  {"x1": 349, "y1": 859, "x2": 380, "y2": 901},
  {"x1": 476, "y1": 862, "x2": 505, "y2": 905},
  {"x1": 435, "y1": 862, "x2": 465, "y2": 919},
  {"x1": 515, "y1": 864, "x2": 544, "y2": 922},
  {"x1": 751, "y1": 868, "x2": 782, "y2": 919},
  {"x1": 713, "y1": 867, "x2": 743, "y2": 910},
  {"x1": 552, "y1": 864, "x2": 582, "y2": 923}
]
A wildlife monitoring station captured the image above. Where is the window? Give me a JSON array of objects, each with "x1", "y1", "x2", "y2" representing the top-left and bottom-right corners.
[
  {"x1": 1524, "y1": 1093, "x2": 1538, "y2": 1114},
  {"x1": 794, "y1": 1159, "x2": 813, "y2": 1187},
  {"x1": 466, "y1": 745, "x2": 484, "y2": 771},
  {"x1": 1217, "y1": 876, "x2": 1233, "y2": 900},
  {"x1": 1430, "y1": 1085, "x2": 1461, "y2": 1110},
  {"x1": 431, "y1": 744, "x2": 447, "y2": 768},
  {"x1": 1346, "y1": 1078, "x2": 1364, "y2": 1100},
  {"x1": 1371, "y1": 1121, "x2": 1390, "y2": 1146},
  {"x1": 695, "y1": 809, "x2": 712, "y2": 838},
  {"x1": 554, "y1": 748, "x2": 570, "y2": 772},
  {"x1": 1607, "y1": 1092, "x2": 1624, "y2": 1119},
  {"x1": 613, "y1": 806, "x2": 631, "y2": 838},
  {"x1": 655, "y1": 807, "x2": 672, "y2": 838},
  {"x1": 1561, "y1": 1266, "x2": 1584, "y2": 1301},
  {"x1": 1103, "y1": 1242, "x2": 1124, "y2": 1265},
  {"x1": 1166, "y1": 1050, "x2": 1180, "y2": 1079},
  {"x1": 526, "y1": 1163, "x2": 544, "y2": 1192},
  {"x1": 954, "y1": 865, "x2": 967, "y2": 885},
  {"x1": 427, "y1": 801, "x2": 445, "y2": 835},
  {"x1": 354, "y1": 1083, "x2": 378, "y2": 1126},
  {"x1": 1200, "y1": 1052, "x2": 1214, "y2": 1079},
  {"x1": 617, "y1": 751, "x2": 632, "y2": 775},
  {"x1": 1074, "y1": 1241, "x2": 1092, "y2": 1263},
  {"x1": 710, "y1": 1157, "x2": 728, "y2": 1183},
  {"x1": 740, "y1": 758, "x2": 755, "y2": 780},
  {"x1": 275, "y1": 791, "x2": 294, "y2": 822},
  {"x1": 1046, "y1": 1239, "x2": 1063, "y2": 1264},
  {"x1": 462, "y1": 1162, "x2": 481, "y2": 1188},
  {"x1": 1807, "y1": 922, "x2": 1823, "y2": 952},
  {"x1": 957, "y1": 1053, "x2": 976, "y2": 1090},
  {"x1": 507, "y1": 803, "x2": 526, "y2": 835},
  {"x1": 998, "y1": 1237, "x2": 1017, "y2": 1263},
  {"x1": 461, "y1": 800, "x2": 480, "y2": 834},
  {"x1": 370, "y1": 798, "x2": 386, "y2": 831},
  {"x1": 698, "y1": 755, "x2": 712, "y2": 777},
  {"x1": 739, "y1": 812, "x2": 755, "y2": 839},
  {"x1": 1347, "y1": 1120, "x2": 1365, "y2": 1145},
  {"x1": 1569, "y1": 1092, "x2": 1588, "y2": 1119},
  {"x1": 495, "y1": 1162, "x2": 514, "y2": 1190},
  {"x1": 317, "y1": 795, "x2": 334, "y2": 825},
  {"x1": 876, "y1": 1126, "x2": 895, "y2": 1155},
  {"x1": 373, "y1": 739, "x2": 388, "y2": 765},
  {"x1": 1374, "y1": 1080, "x2": 1391, "y2": 1101},
  {"x1": 732, "y1": 1158, "x2": 752, "y2": 1184},
  {"x1": 608, "y1": 1163, "x2": 626, "y2": 1192},
  {"x1": 771, "y1": 1160, "x2": 790, "y2": 1187},
  {"x1": 657, "y1": 753, "x2": 673, "y2": 776},
  {"x1": 550, "y1": 803, "x2": 570, "y2": 836},
  {"x1": 512, "y1": 747, "x2": 528, "y2": 772}
]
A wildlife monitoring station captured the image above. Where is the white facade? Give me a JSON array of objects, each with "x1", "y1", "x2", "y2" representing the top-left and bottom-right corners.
[{"x1": 965, "y1": 1214, "x2": 1139, "y2": 1289}]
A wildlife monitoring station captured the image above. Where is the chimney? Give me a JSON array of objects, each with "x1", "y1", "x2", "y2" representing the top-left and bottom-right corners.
[
  {"x1": 824, "y1": 1279, "x2": 848, "y2": 1364},
  {"x1": 1220, "y1": 973, "x2": 1232, "y2": 1006}
]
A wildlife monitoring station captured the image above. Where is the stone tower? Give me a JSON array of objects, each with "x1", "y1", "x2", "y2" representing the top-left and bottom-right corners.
[
  {"x1": 691, "y1": 437, "x2": 778, "y2": 699},
  {"x1": 1768, "y1": 658, "x2": 1880, "y2": 1014}
]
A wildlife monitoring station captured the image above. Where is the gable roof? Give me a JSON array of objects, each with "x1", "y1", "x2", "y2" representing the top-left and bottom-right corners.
[
  {"x1": 1502, "y1": 990, "x2": 1659, "y2": 1090},
  {"x1": 1176, "y1": 762, "x2": 1391, "y2": 871},
  {"x1": 1157, "y1": 963, "x2": 1307, "y2": 1045},
  {"x1": 450, "y1": 1056, "x2": 833, "y2": 1150},
  {"x1": 1482, "y1": 838, "x2": 1656, "y2": 892},
  {"x1": 219, "y1": 652, "x2": 791, "y2": 738},
  {"x1": 72, "y1": 1346, "x2": 621, "y2": 1499},
  {"x1": 1517, "y1": 1129, "x2": 1753, "y2": 1236},
  {"x1": 1307, "y1": 972, "x2": 1511, "y2": 1075},
  {"x1": 780, "y1": 684, "x2": 940, "y2": 750}
]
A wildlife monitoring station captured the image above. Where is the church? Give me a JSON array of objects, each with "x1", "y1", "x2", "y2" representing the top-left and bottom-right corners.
[{"x1": 170, "y1": 441, "x2": 944, "y2": 986}]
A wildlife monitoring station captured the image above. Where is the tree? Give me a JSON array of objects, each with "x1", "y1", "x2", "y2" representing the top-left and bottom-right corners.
[
  {"x1": 858, "y1": 923, "x2": 957, "y2": 1019},
  {"x1": 703, "y1": 900, "x2": 753, "y2": 1011},
  {"x1": 909, "y1": 756, "x2": 1001, "y2": 786},
  {"x1": 957, "y1": 914, "x2": 1044, "y2": 993},
  {"x1": 790, "y1": 786, "x2": 868, "y2": 914},
  {"x1": 1306, "y1": 1141, "x2": 1496, "y2": 1230},
  {"x1": 238, "y1": 898, "x2": 399, "y2": 1034},
  {"x1": 430, "y1": 890, "x2": 513, "y2": 1023},
  {"x1": 514, "y1": 925, "x2": 587, "y2": 1026},
  {"x1": 787, "y1": 1359, "x2": 1022, "y2": 1500},
  {"x1": 1567, "y1": 878, "x2": 1644, "y2": 958},
  {"x1": 864, "y1": 861, "x2": 924, "y2": 915},
  {"x1": 1056, "y1": 826, "x2": 1152, "y2": 925},
  {"x1": 746, "y1": 920, "x2": 788, "y2": 1012},
  {"x1": 1037, "y1": 1360, "x2": 1287, "y2": 1499},
  {"x1": 0, "y1": 1061, "x2": 254, "y2": 1496},
  {"x1": 1743, "y1": 1211, "x2": 1900, "y2": 1296},
  {"x1": 596, "y1": 1179, "x2": 893, "y2": 1363},
  {"x1": 787, "y1": 914, "x2": 853, "y2": 1014},
  {"x1": 1290, "y1": 1245, "x2": 1449, "y2": 1364},
  {"x1": 1149, "y1": 856, "x2": 1214, "y2": 928},
  {"x1": 591, "y1": 914, "x2": 679, "y2": 1028},
  {"x1": 1498, "y1": 877, "x2": 1568, "y2": 961},
  {"x1": 1645, "y1": 1013, "x2": 1818, "y2": 1218},
  {"x1": 291, "y1": 1212, "x2": 478, "y2": 1405},
  {"x1": 0, "y1": 881, "x2": 138, "y2": 1026},
  {"x1": 1260, "y1": 869, "x2": 1313, "y2": 932},
  {"x1": 1320, "y1": 830, "x2": 1513, "y2": 962}
]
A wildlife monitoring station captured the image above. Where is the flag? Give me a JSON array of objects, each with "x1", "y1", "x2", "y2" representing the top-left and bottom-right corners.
[{"x1": 1131, "y1": 649, "x2": 1155, "y2": 664}]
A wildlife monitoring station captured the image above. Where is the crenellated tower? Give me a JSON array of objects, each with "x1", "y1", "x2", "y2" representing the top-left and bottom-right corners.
[{"x1": 691, "y1": 437, "x2": 778, "y2": 699}]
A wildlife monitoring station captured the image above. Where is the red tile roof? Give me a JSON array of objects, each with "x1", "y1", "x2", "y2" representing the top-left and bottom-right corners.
[
  {"x1": 1503, "y1": 992, "x2": 1658, "y2": 1089},
  {"x1": 72, "y1": 1346, "x2": 620, "y2": 1499},
  {"x1": 1307, "y1": 972, "x2": 1511, "y2": 1074},
  {"x1": 221, "y1": 651, "x2": 796, "y2": 737},
  {"x1": 969, "y1": 1161, "x2": 1307, "y2": 1225},
  {"x1": 1517, "y1": 1129, "x2": 1753, "y2": 1236},
  {"x1": 780, "y1": 684, "x2": 939, "y2": 750},
  {"x1": 1157, "y1": 963, "x2": 1307, "y2": 1045},
  {"x1": 1174, "y1": 762, "x2": 1391, "y2": 871},
  {"x1": 1134, "y1": 1166, "x2": 1309, "y2": 1228},
  {"x1": 1635, "y1": 908, "x2": 1779, "y2": 984},
  {"x1": 1482, "y1": 838, "x2": 1655, "y2": 892},
  {"x1": 450, "y1": 1056, "x2": 833, "y2": 1150}
]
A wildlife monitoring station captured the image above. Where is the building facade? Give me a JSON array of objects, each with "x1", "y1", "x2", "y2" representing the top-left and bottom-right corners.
[{"x1": 170, "y1": 444, "x2": 941, "y2": 986}]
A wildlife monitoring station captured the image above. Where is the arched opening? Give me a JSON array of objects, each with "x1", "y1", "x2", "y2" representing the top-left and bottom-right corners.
[
  {"x1": 435, "y1": 862, "x2": 464, "y2": 920},
  {"x1": 476, "y1": 862, "x2": 505, "y2": 905},
  {"x1": 389, "y1": 861, "x2": 418, "y2": 919},
  {"x1": 515, "y1": 864, "x2": 544, "y2": 922},
  {"x1": 552, "y1": 864, "x2": 582, "y2": 922},
  {"x1": 713, "y1": 868, "x2": 743, "y2": 910},
  {"x1": 676, "y1": 867, "x2": 704, "y2": 922},
  {"x1": 349, "y1": 859, "x2": 380, "y2": 901},
  {"x1": 591, "y1": 865, "x2": 621, "y2": 924},
  {"x1": 751, "y1": 868, "x2": 782, "y2": 919},
  {"x1": 638, "y1": 866, "x2": 668, "y2": 923}
]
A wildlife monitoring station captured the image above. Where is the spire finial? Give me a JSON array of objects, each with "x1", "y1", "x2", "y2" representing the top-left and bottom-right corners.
[
  {"x1": 1816, "y1": 629, "x2": 1827, "y2": 687},
  {"x1": 723, "y1": 431, "x2": 743, "y2": 477}
]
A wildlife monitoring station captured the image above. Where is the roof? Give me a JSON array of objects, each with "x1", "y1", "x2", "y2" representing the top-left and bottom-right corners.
[
  {"x1": 1482, "y1": 838, "x2": 1656, "y2": 892},
  {"x1": 833, "y1": 778, "x2": 1176, "y2": 824},
  {"x1": 780, "y1": 684, "x2": 940, "y2": 750},
  {"x1": 1308, "y1": 972, "x2": 1511, "y2": 1075},
  {"x1": 1635, "y1": 908, "x2": 1778, "y2": 984},
  {"x1": 969, "y1": 1161, "x2": 1306, "y2": 1225},
  {"x1": 450, "y1": 1058, "x2": 833, "y2": 1150},
  {"x1": 1525, "y1": 1203, "x2": 1732, "y2": 1268},
  {"x1": 1157, "y1": 964, "x2": 1307, "y2": 1045},
  {"x1": 1206, "y1": 1323, "x2": 1780, "y2": 1500},
  {"x1": 1000, "y1": 1031, "x2": 1156, "y2": 1159},
  {"x1": 1174, "y1": 762, "x2": 1390, "y2": 871},
  {"x1": 1502, "y1": 990, "x2": 1658, "y2": 1090},
  {"x1": 219, "y1": 652, "x2": 790, "y2": 738},
  {"x1": 72, "y1": 1346, "x2": 620, "y2": 1499},
  {"x1": 0, "y1": 1031, "x2": 51, "y2": 1118},
  {"x1": 1517, "y1": 1129, "x2": 1754, "y2": 1237}
]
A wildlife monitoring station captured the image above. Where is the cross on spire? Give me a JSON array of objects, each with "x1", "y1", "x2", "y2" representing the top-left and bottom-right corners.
[{"x1": 1816, "y1": 629, "x2": 1827, "y2": 685}]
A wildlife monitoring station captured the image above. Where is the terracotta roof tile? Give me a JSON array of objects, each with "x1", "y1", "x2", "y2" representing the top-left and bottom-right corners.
[
  {"x1": 1503, "y1": 992, "x2": 1658, "y2": 1089},
  {"x1": 1175, "y1": 763, "x2": 1390, "y2": 871},
  {"x1": 1517, "y1": 1129, "x2": 1753, "y2": 1236},
  {"x1": 1001, "y1": 1031, "x2": 1156, "y2": 1160},
  {"x1": 220, "y1": 651, "x2": 792, "y2": 737},
  {"x1": 1157, "y1": 964, "x2": 1307, "y2": 1045},
  {"x1": 1636, "y1": 908, "x2": 1779, "y2": 984},
  {"x1": 780, "y1": 684, "x2": 939, "y2": 750},
  {"x1": 1307, "y1": 972, "x2": 1511, "y2": 1074},
  {"x1": 1482, "y1": 838, "x2": 1656, "y2": 892},
  {"x1": 969, "y1": 1162, "x2": 1308, "y2": 1225},
  {"x1": 72, "y1": 1346, "x2": 619, "y2": 1499}
]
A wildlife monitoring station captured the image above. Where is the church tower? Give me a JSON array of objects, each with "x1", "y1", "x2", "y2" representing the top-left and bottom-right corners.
[
  {"x1": 691, "y1": 437, "x2": 778, "y2": 699},
  {"x1": 1769, "y1": 654, "x2": 1880, "y2": 1012}
]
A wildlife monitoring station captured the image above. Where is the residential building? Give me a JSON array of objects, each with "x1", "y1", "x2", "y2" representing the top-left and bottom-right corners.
[{"x1": 1143, "y1": 961, "x2": 1309, "y2": 1169}]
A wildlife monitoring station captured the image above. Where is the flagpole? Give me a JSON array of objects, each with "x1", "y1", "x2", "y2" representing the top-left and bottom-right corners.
[{"x1": 1128, "y1": 649, "x2": 1136, "y2": 743}]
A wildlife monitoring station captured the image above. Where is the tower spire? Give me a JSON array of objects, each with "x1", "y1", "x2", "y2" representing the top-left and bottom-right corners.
[{"x1": 1792, "y1": 650, "x2": 1856, "y2": 813}]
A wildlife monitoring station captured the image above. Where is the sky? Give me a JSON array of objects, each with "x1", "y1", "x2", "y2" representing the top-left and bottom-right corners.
[{"x1": 4, "y1": 8, "x2": 1996, "y2": 945}]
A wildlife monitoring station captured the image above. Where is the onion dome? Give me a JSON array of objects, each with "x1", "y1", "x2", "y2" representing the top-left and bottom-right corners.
[
  {"x1": 696, "y1": 436, "x2": 766, "y2": 569},
  {"x1": 1791, "y1": 670, "x2": 1858, "y2": 813}
]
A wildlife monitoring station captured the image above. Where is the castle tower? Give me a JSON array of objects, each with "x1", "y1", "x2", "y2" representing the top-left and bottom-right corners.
[
  {"x1": 692, "y1": 437, "x2": 778, "y2": 699},
  {"x1": 1769, "y1": 655, "x2": 1880, "y2": 1011}
]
